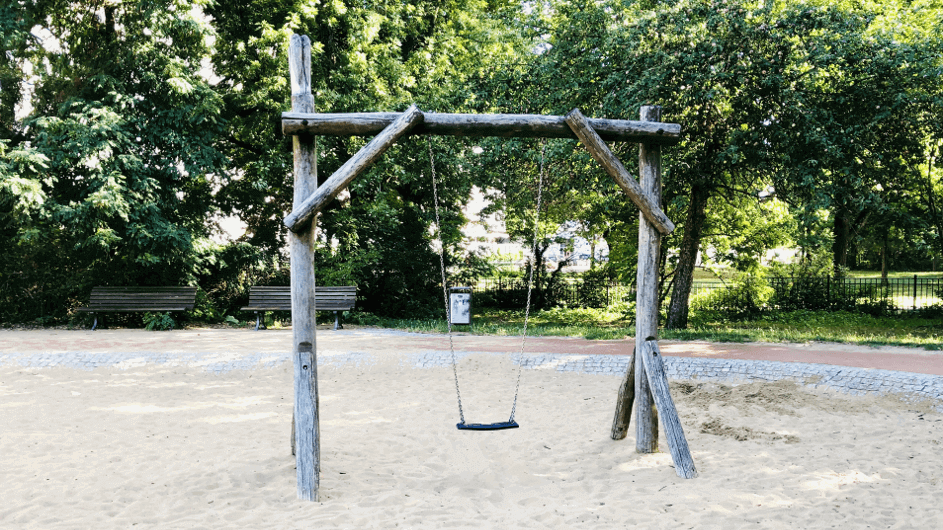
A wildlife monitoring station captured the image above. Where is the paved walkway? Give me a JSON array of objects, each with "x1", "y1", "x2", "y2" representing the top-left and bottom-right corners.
[{"x1": 2, "y1": 327, "x2": 942, "y2": 406}]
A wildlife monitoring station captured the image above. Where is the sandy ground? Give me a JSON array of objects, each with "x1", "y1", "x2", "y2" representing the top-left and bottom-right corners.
[{"x1": 1, "y1": 330, "x2": 942, "y2": 528}]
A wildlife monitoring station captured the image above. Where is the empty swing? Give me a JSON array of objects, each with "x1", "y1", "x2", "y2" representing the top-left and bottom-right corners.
[{"x1": 427, "y1": 138, "x2": 546, "y2": 431}]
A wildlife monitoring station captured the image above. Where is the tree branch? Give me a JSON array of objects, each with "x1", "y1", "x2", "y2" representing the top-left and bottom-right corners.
[
  {"x1": 714, "y1": 182, "x2": 760, "y2": 199},
  {"x1": 225, "y1": 134, "x2": 265, "y2": 156}
]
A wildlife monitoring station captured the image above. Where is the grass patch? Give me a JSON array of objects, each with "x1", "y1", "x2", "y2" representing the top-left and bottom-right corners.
[
  {"x1": 347, "y1": 307, "x2": 635, "y2": 340},
  {"x1": 347, "y1": 307, "x2": 943, "y2": 350},
  {"x1": 846, "y1": 270, "x2": 943, "y2": 279},
  {"x1": 677, "y1": 309, "x2": 943, "y2": 350}
]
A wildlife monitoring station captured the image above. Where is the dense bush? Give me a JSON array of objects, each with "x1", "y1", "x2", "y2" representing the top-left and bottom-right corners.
[
  {"x1": 690, "y1": 274, "x2": 772, "y2": 320},
  {"x1": 768, "y1": 274, "x2": 836, "y2": 311},
  {"x1": 768, "y1": 274, "x2": 899, "y2": 315}
]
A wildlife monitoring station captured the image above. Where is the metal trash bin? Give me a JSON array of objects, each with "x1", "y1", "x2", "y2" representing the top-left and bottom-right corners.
[{"x1": 448, "y1": 286, "x2": 472, "y2": 325}]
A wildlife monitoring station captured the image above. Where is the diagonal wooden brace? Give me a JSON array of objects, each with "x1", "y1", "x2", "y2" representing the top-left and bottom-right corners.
[
  {"x1": 641, "y1": 339, "x2": 698, "y2": 479},
  {"x1": 284, "y1": 104, "x2": 425, "y2": 233},
  {"x1": 564, "y1": 108, "x2": 675, "y2": 235}
]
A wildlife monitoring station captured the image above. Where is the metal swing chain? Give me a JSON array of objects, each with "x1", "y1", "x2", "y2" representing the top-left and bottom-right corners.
[
  {"x1": 428, "y1": 137, "x2": 465, "y2": 425},
  {"x1": 429, "y1": 137, "x2": 545, "y2": 426},
  {"x1": 509, "y1": 139, "x2": 545, "y2": 423}
]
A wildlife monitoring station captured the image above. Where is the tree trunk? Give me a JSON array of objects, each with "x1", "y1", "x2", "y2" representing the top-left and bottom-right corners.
[
  {"x1": 832, "y1": 209, "x2": 850, "y2": 278},
  {"x1": 881, "y1": 229, "x2": 889, "y2": 287},
  {"x1": 848, "y1": 238, "x2": 859, "y2": 269},
  {"x1": 531, "y1": 242, "x2": 549, "y2": 309},
  {"x1": 921, "y1": 145, "x2": 943, "y2": 259},
  {"x1": 665, "y1": 183, "x2": 711, "y2": 330}
]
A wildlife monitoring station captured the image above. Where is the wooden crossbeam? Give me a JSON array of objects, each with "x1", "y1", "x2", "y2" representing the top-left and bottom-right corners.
[
  {"x1": 282, "y1": 111, "x2": 682, "y2": 144},
  {"x1": 284, "y1": 106, "x2": 678, "y2": 235},
  {"x1": 284, "y1": 105, "x2": 425, "y2": 233}
]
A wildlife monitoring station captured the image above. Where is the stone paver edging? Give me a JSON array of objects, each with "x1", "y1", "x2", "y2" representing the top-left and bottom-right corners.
[{"x1": 2, "y1": 348, "x2": 942, "y2": 410}]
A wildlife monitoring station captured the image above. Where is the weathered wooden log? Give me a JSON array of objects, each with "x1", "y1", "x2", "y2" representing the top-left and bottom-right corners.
[
  {"x1": 283, "y1": 105, "x2": 425, "y2": 233},
  {"x1": 288, "y1": 33, "x2": 320, "y2": 502},
  {"x1": 641, "y1": 340, "x2": 698, "y2": 479},
  {"x1": 283, "y1": 111, "x2": 682, "y2": 144},
  {"x1": 609, "y1": 347, "x2": 636, "y2": 440},
  {"x1": 564, "y1": 108, "x2": 675, "y2": 236},
  {"x1": 634, "y1": 105, "x2": 664, "y2": 453}
]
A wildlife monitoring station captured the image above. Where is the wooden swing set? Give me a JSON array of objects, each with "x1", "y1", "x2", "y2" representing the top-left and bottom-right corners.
[{"x1": 283, "y1": 34, "x2": 697, "y2": 501}]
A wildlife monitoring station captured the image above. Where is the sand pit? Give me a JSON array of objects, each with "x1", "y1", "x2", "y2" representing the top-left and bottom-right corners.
[{"x1": 2, "y1": 350, "x2": 942, "y2": 529}]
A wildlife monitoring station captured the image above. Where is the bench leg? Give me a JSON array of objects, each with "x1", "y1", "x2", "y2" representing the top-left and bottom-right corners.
[
  {"x1": 333, "y1": 311, "x2": 343, "y2": 331},
  {"x1": 91, "y1": 315, "x2": 98, "y2": 331}
]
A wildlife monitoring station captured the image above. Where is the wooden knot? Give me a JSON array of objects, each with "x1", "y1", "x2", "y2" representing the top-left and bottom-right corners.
[{"x1": 302, "y1": 119, "x2": 309, "y2": 126}]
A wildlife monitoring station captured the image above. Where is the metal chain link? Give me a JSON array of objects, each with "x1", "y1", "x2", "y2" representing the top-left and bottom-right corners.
[
  {"x1": 428, "y1": 138, "x2": 465, "y2": 425},
  {"x1": 509, "y1": 139, "x2": 545, "y2": 422}
]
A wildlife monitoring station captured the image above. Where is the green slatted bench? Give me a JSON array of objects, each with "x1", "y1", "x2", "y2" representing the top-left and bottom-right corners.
[
  {"x1": 78, "y1": 286, "x2": 198, "y2": 330},
  {"x1": 241, "y1": 285, "x2": 357, "y2": 331}
]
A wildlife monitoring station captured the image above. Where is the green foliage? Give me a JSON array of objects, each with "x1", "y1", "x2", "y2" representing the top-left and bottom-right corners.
[
  {"x1": 761, "y1": 1, "x2": 943, "y2": 272},
  {"x1": 192, "y1": 241, "x2": 277, "y2": 321},
  {"x1": 143, "y1": 312, "x2": 176, "y2": 331},
  {"x1": 205, "y1": 0, "x2": 530, "y2": 318},
  {"x1": 702, "y1": 197, "x2": 797, "y2": 273},
  {"x1": 690, "y1": 274, "x2": 773, "y2": 319},
  {"x1": 513, "y1": 0, "x2": 942, "y2": 329},
  {"x1": 2, "y1": 0, "x2": 228, "y2": 323},
  {"x1": 1, "y1": 0, "x2": 942, "y2": 330}
]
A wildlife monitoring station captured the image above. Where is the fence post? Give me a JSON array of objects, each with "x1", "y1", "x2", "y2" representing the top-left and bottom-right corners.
[
  {"x1": 826, "y1": 275, "x2": 830, "y2": 308},
  {"x1": 914, "y1": 274, "x2": 918, "y2": 311}
]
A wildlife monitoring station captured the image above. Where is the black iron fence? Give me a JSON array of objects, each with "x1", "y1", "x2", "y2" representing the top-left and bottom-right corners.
[
  {"x1": 771, "y1": 275, "x2": 943, "y2": 312},
  {"x1": 471, "y1": 278, "x2": 630, "y2": 309},
  {"x1": 472, "y1": 275, "x2": 943, "y2": 313},
  {"x1": 691, "y1": 275, "x2": 943, "y2": 313}
]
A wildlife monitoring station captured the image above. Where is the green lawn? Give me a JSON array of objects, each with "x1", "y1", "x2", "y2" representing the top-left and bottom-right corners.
[
  {"x1": 691, "y1": 267, "x2": 943, "y2": 280},
  {"x1": 846, "y1": 271, "x2": 943, "y2": 279},
  {"x1": 346, "y1": 306, "x2": 943, "y2": 350}
]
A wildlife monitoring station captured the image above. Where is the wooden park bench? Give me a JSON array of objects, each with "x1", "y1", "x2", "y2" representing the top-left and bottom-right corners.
[
  {"x1": 241, "y1": 285, "x2": 357, "y2": 331},
  {"x1": 77, "y1": 286, "x2": 198, "y2": 330}
]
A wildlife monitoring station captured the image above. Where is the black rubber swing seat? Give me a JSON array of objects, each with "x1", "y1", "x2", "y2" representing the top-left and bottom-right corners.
[{"x1": 456, "y1": 420, "x2": 519, "y2": 431}]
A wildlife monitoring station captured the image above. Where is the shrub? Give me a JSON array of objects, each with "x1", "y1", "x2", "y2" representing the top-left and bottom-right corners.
[
  {"x1": 143, "y1": 312, "x2": 176, "y2": 331},
  {"x1": 690, "y1": 274, "x2": 772, "y2": 319}
]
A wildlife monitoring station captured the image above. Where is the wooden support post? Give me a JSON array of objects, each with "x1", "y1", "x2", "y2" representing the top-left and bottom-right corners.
[
  {"x1": 641, "y1": 339, "x2": 697, "y2": 479},
  {"x1": 634, "y1": 105, "x2": 663, "y2": 453},
  {"x1": 564, "y1": 108, "x2": 675, "y2": 236},
  {"x1": 288, "y1": 34, "x2": 320, "y2": 502},
  {"x1": 284, "y1": 105, "x2": 425, "y2": 233}
]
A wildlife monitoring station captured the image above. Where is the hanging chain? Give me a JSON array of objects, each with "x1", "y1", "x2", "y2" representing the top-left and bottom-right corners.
[
  {"x1": 429, "y1": 137, "x2": 546, "y2": 426},
  {"x1": 509, "y1": 139, "x2": 545, "y2": 422},
  {"x1": 428, "y1": 137, "x2": 465, "y2": 425}
]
